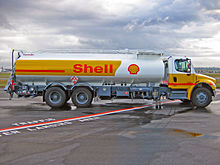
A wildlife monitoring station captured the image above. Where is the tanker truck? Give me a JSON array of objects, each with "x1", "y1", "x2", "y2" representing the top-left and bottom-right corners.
[{"x1": 5, "y1": 49, "x2": 216, "y2": 108}]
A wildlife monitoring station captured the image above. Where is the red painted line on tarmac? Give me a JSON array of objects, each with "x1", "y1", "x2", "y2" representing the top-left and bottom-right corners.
[{"x1": 0, "y1": 100, "x2": 179, "y2": 133}]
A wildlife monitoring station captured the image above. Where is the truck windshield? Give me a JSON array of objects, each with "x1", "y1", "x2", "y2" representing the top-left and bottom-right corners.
[{"x1": 174, "y1": 59, "x2": 191, "y2": 73}]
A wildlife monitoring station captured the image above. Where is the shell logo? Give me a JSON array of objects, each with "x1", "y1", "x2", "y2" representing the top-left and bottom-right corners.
[{"x1": 128, "y1": 64, "x2": 140, "y2": 75}]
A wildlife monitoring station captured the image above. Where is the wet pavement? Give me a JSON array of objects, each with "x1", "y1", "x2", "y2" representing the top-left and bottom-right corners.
[{"x1": 1, "y1": 89, "x2": 220, "y2": 165}]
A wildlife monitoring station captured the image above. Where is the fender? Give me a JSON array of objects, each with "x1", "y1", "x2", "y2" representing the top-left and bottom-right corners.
[
  {"x1": 44, "y1": 82, "x2": 67, "y2": 91},
  {"x1": 71, "y1": 83, "x2": 94, "y2": 91},
  {"x1": 187, "y1": 79, "x2": 216, "y2": 100}
]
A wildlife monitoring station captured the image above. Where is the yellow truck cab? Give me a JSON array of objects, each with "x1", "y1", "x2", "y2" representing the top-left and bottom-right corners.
[{"x1": 167, "y1": 56, "x2": 216, "y2": 107}]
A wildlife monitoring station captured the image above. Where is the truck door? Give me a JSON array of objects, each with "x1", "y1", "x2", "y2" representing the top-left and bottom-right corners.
[{"x1": 168, "y1": 58, "x2": 195, "y2": 89}]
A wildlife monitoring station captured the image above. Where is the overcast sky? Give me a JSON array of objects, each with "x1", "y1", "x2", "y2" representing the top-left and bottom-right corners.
[{"x1": 0, "y1": 0, "x2": 220, "y2": 67}]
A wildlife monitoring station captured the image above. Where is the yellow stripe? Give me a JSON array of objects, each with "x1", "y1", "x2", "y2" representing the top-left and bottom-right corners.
[{"x1": 15, "y1": 60, "x2": 121, "y2": 76}]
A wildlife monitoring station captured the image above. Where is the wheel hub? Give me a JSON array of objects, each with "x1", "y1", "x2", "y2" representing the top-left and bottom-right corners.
[
  {"x1": 196, "y1": 92, "x2": 207, "y2": 103},
  {"x1": 49, "y1": 92, "x2": 61, "y2": 104},
  {"x1": 76, "y1": 92, "x2": 88, "y2": 104}
]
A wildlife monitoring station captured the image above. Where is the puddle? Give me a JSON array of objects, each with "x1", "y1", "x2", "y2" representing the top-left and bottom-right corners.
[
  {"x1": 113, "y1": 103, "x2": 194, "y2": 126},
  {"x1": 172, "y1": 129, "x2": 203, "y2": 137},
  {"x1": 111, "y1": 108, "x2": 170, "y2": 126}
]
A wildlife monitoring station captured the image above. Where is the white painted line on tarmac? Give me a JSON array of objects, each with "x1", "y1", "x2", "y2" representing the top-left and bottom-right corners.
[{"x1": 0, "y1": 100, "x2": 181, "y2": 135}]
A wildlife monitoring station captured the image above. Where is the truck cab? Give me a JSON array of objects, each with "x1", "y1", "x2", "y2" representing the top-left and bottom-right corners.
[{"x1": 167, "y1": 56, "x2": 216, "y2": 107}]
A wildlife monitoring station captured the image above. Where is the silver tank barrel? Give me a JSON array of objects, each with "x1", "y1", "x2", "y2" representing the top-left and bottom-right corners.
[{"x1": 15, "y1": 50, "x2": 165, "y2": 85}]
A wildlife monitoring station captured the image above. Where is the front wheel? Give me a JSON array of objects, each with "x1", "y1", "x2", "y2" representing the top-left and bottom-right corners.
[
  {"x1": 191, "y1": 88, "x2": 212, "y2": 108},
  {"x1": 71, "y1": 87, "x2": 93, "y2": 107}
]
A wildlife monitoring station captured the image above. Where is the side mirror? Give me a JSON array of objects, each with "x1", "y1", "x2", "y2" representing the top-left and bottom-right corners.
[{"x1": 187, "y1": 60, "x2": 191, "y2": 73}]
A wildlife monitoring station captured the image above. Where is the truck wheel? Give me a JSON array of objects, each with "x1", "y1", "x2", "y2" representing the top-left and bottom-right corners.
[
  {"x1": 71, "y1": 87, "x2": 93, "y2": 107},
  {"x1": 45, "y1": 87, "x2": 66, "y2": 108},
  {"x1": 191, "y1": 88, "x2": 212, "y2": 108}
]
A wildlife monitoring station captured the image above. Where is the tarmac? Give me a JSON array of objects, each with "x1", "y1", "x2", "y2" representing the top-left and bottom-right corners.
[{"x1": 1, "y1": 89, "x2": 220, "y2": 165}]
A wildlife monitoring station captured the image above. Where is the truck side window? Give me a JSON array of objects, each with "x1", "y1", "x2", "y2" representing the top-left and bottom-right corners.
[{"x1": 174, "y1": 59, "x2": 191, "y2": 73}]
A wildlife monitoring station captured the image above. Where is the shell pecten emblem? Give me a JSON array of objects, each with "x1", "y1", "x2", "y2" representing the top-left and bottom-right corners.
[{"x1": 128, "y1": 64, "x2": 140, "y2": 75}]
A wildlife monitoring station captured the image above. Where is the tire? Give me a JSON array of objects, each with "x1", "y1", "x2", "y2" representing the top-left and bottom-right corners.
[
  {"x1": 71, "y1": 87, "x2": 93, "y2": 107},
  {"x1": 45, "y1": 87, "x2": 66, "y2": 108},
  {"x1": 191, "y1": 88, "x2": 212, "y2": 108}
]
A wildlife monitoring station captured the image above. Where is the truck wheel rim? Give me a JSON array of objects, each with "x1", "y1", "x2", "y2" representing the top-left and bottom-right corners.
[
  {"x1": 49, "y1": 91, "x2": 61, "y2": 104},
  {"x1": 76, "y1": 92, "x2": 88, "y2": 104},
  {"x1": 196, "y1": 92, "x2": 207, "y2": 104}
]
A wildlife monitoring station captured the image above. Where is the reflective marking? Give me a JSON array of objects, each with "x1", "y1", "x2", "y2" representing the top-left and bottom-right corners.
[{"x1": 0, "y1": 100, "x2": 179, "y2": 133}]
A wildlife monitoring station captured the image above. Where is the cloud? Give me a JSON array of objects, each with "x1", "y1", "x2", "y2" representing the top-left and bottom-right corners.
[
  {"x1": 0, "y1": 0, "x2": 220, "y2": 67},
  {"x1": 199, "y1": 0, "x2": 220, "y2": 10}
]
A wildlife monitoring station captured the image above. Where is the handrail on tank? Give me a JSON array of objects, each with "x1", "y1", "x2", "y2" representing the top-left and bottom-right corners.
[
  {"x1": 33, "y1": 49, "x2": 138, "y2": 54},
  {"x1": 20, "y1": 49, "x2": 163, "y2": 55},
  {"x1": 137, "y1": 51, "x2": 162, "y2": 56}
]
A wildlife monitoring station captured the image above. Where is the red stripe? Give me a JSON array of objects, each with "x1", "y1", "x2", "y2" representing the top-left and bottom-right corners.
[
  {"x1": 169, "y1": 83, "x2": 216, "y2": 86},
  {"x1": 168, "y1": 83, "x2": 196, "y2": 86},
  {"x1": 15, "y1": 70, "x2": 65, "y2": 73}
]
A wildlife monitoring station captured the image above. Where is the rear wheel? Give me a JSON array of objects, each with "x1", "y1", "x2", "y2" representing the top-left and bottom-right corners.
[
  {"x1": 45, "y1": 87, "x2": 66, "y2": 108},
  {"x1": 191, "y1": 88, "x2": 212, "y2": 108},
  {"x1": 71, "y1": 87, "x2": 93, "y2": 107}
]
